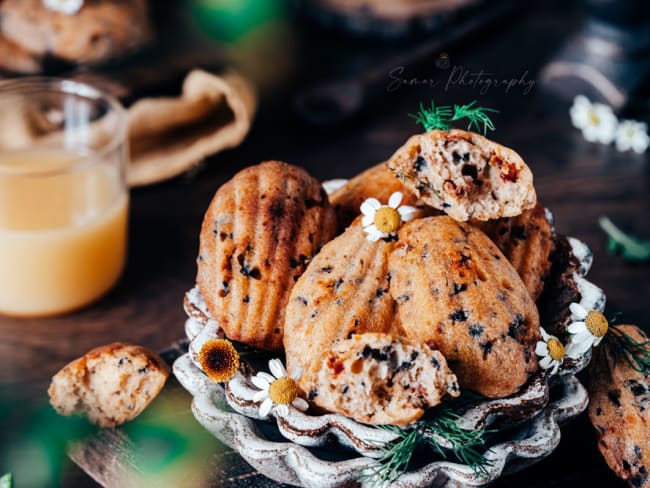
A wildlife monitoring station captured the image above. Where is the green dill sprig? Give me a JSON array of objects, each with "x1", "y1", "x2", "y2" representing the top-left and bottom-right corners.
[
  {"x1": 410, "y1": 101, "x2": 498, "y2": 135},
  {"x1": 362, "y1": 410, "x2": 493, "y2": 485},
  {"x1": 603, "y1": 325, "x2": 650, "y2": 375},
  {"x1": 410, "y1": 101, "x2": 453, "y2": 132},
  {"x1": 599, "y1": 216, "x2": 650, "y2": 262}
]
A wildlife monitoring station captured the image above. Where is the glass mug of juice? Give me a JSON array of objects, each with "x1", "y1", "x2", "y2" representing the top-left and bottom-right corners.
[{"x1": 0, "y1": 78, "x2": 129, "y2": 317}]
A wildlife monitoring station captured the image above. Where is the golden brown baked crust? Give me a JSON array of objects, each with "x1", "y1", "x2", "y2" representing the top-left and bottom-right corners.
[
  {"x1": 589, "y1": 325, "x2": 650, "y2": 488},
  {"x1": 284, "y1": 219, "x2": 397, "y2": 378},
  {"x1": 473, "y1": 203, "x2": 554, "y2": 301},
  {"x1": 389, "y1": 216, "x2": 540, "y2": 398},
  {"x1": 0, "y1": 33, "x2": 42, "y2": 73},
  {"x1": 48, "y1": 342, "x2": 169, "y2": 428},
  {"x1": 329, "y1": 162, "x2": 435, "y2": 229},
  {"x1": 387, "y1": 129, "x2": 536, "y2": 221},
  {"x1": 284, "y1": 220, "x2": 458, "y2": 425},
  {"x1": 0, "y1": 0, "x2": 153, "y2": 64},
  {"x1": 197, "y1": 161, "x2": 337, "y2": 352}
]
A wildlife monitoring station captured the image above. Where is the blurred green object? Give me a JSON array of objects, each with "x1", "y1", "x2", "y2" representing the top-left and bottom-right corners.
[
  {"x1": 0, "y1": 473, "x2": 13, "y2": 488},
  {"x1": 190, "y1": 0, "x2": 287, "y2": 42}
]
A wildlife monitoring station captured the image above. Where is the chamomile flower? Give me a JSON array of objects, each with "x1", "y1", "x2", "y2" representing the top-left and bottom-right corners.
[
  {"x1": 566, "y1": 303, "x2": 609, "y2": 358},
  {"x1": 251, "y1": 359, "x2": 308, "y2": 417},
  {"x1": 570, "y1": 95, "x2": 617, "y2": 144},
  {"x1": 535, "y1": 327, "x2": 565, "y2": 375},
  {"x1": 199, "y1": 339, "x2": 240, "y2": 383},
  {"x1": 361, "y1": 192, "x2": 416, "y2": 242},
  {"x1": 43, "y1": 0, "x2": 83, "y2": 15},
  {"x1": 615, "y1": 120, "x2": 650, "y2": 154}
]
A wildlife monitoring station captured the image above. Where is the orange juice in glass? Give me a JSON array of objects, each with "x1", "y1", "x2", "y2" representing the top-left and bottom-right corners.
[{"x1": 0, "y1": 78, "x2": 129, "y2": 317}]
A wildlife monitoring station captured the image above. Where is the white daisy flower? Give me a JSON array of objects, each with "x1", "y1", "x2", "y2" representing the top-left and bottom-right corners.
[
  {"x1": 43, "y1": 0, "x2": 83, "y2": 15},
  {"x1": 615, "y1": 120, "x2": 649, "y2": 154},
  {"x1": 251, "y1": 359, "x2": 309, "y2": 417},
  {"x1": 535, "y1": 327, "x2": 565, "y2": 375},
  {"x1": 566, "y1": 303, "x2": 609, "y2": 358},
  {"x1": 360, "y1": 192, "x2": 416, "y2": 242},
  {"x1": 570, "y1": 95, "x2": 617, "y2": 144}
]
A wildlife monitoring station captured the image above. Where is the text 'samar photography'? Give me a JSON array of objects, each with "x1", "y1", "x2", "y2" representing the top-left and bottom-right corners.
[{"x1": 387, "y1": 53, "x2": 535, "y2": 95}]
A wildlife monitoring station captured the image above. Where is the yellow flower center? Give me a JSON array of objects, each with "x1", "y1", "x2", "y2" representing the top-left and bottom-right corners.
[
  {"x1": 199, "y1": 339, "x2": 240, "y2": 383},
  {"x1": 547, "y1": 337, "x2": 565, "y2": 361},
  {"x1": 268, "y1": 377, "x2": 298, "y2": 405},
  {"x1": 373, "y1": 207, "x2": 401, "y2": 233},
  {"x1": 589, "y1": 111, "x2": 600, "y2": 126},
  {"x1": 585, "y1": 311, "x2": 608, "y2": 338}
]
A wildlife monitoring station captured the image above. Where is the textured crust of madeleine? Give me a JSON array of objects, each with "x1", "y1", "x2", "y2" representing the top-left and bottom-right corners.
[
  {"x1": 329, "y1": 162, "x2": 435, "y2": 230},
  {"x1": 308, "y1": 333, "x2": 459, "y2": 426},
  {"x1": 284, "y1": 219, "x2": 397, "y2": 379},
  {"x1": 48, "y1": 343, "x2": 169, "y2": 428},
  {"x1": 197, "y1": 161, "x2": 337, "y2": 351},
  {"x1": 589, "y1": 325, "x2": 650, "y2": 488},
  {"x1": 389, "y1": 216, "x2": 540, "y2": 398},
  {"x1": 387, "y1": 129, "x2": 536, "y2": 221},
  {"x1": 473, "y1": 203, "x2": 554, "y2": 301},
  {"x1": 0, "y1": 0, "x2": 152, "y2": 63},
  {"x1": 284, "y1": 221, "x2": 458, "y2": 425}
]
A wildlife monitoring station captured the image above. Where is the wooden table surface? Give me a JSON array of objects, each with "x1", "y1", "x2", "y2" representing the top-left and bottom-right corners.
[{"x1": 1, "y1": 0, "x2": 648, "y2": 486}]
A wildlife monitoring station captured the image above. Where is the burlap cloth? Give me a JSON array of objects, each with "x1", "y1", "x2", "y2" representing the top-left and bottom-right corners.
[
  {"x1": 0, "y1": 69, "x2": 257, "y2": 186},
  {"x1": 126, "y1": 69, "x2": 256, "y2": 186}
]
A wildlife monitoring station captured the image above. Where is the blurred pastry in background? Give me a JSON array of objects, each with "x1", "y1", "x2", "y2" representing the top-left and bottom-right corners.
[{"x1": 0, "y1": 0, "x2": 154, "y2": 73}]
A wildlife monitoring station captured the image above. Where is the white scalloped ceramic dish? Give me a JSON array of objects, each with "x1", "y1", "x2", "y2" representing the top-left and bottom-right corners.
[{"x1": 173, "y1": 180, "x2": 605, "y2": 487}]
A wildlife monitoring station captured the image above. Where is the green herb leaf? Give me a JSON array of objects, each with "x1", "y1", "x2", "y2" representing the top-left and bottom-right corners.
[
  {"x1": 450, "y1": 101, "x2": 499, "y2": 135},
  {"x1": 361, "y1": 410, "x2": 493, "y2": 485},
  {"x1": 599, "y1": 216, "x2": 650, "y2": 261},
  {"x1": 410, "y1": 100, "x2": 498, "y2": 135},
  {"x1": 0, "y1": 473, "x2": 13, "y2": 488},
  {"x1": 604, "y1": 325, "x2": 650, "y2": 375},
  {"x1": 410, "y1": 101, "x2": 453, "y2": 132}
]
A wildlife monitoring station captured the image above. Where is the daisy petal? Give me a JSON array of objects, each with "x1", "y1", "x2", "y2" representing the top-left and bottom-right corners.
[
  {"x1": 253, "y1": 390, "x2": 269, "y2": 402},
  {"x1": 540, "y1": 327, "x2": 550, "y2": 342},
  {"x1": 568, "y1": 338, "x2": 592, "y2": 357},
  {"x1": 570, "y1": 303, "x2": 587, "y2": 319},
  {"x1": 362, "y1": 215, "x2": 373, "y2": 227},
  {"x1": 567, "y1": 321, "x2": 586, "y2": 334},
  {"x1": 275, "y1": 404, "x2": 289, "y2": 416},
  {"x1": 388, "y1": 192, "x2": 403, "y2": 209},
  {"x1": 251, "y1": 375, "x2": 272, "y2": 390},
  {"x1": 398, "y1": 206, "x2": 417, "y2": 221},
  {"x1": 535, "y1": 341, "x2": 549, "y2": 356},
  {"x1": 292, "y1": 397, "x2": 309, "y2": 411},
  {"x1": 269, "y1": 359, "x2": 287, "y2": 379},
  {"x1": 539, "y1": 356, "x2": 554, "y2": 369},
  {"x1": 291, "y1": 367, "x2": 303, "y2": 381},
  {"x1": 259, "y1": 398, "x2": 274, "y2": 417},
  {"x1": 360, "y1": 198, "x2": 381, "y2": 215},
  {"x1": 594, "y1": 336, "x2": 604, "y2": 347},
  {"x1": 551, "y1": 362, "x2": 560, "y2": 375}
]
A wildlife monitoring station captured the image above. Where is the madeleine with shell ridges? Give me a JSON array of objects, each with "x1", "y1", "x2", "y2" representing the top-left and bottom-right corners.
[
  {"x1": 284, "y1": 220, "x2": 459, "y2": 426},
  {"x1": 387, "y1": 129, "x2": 536, "y2": 221},
  {"x1": 389, "y1": 216, "x2": 541, "y2": 398},
  {"x1": 197, "y1": 161, "x2": 337, "y2": 352}
]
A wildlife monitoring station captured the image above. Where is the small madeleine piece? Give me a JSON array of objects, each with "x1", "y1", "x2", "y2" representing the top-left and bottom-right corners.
[
  {"x1": 388, "y1": 129, "x2": 536, "y2": 221},
  {"x1": 48, "y1": 343, "x2": 169, "y2": 428}
]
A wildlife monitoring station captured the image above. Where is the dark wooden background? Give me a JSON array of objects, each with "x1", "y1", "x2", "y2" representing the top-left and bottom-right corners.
[{"x1": 1, "y1": 0, "x2": 648, "y2": 486}]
